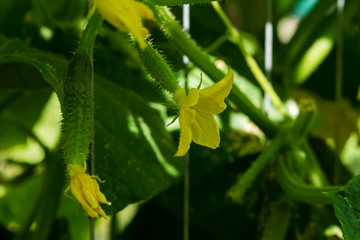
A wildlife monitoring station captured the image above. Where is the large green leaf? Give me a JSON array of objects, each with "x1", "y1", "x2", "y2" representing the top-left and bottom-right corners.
[
  {"x1": 94, "y1": 76, "x2": 183, "y2": 213},
  {"x1": 326, "y1": 175, "x2": 360, "y2": 240},
  {"x1": 0, "y1": 34, "x2": 66, "y2": 152},
  {"x1": 0, "y1": 90, "x2": 51, "y2": 151},
  {"x1": 0, "y1": 34, "x2": 183, "y2": 215},
  {"x1": 0, "y1": 34, "x2": 67, "y2": 102},
  {"x1": 0, "y1": 35, "x2": 60, "y2": 152}
]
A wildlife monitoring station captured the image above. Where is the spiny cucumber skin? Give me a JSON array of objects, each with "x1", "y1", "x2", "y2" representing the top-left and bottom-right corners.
[
  {"x1": 62, "y1": 54, "x2": 93, "y2": 167},
  {"x1": 139, "y1": 45, "x2": 179, "y2": 93}
]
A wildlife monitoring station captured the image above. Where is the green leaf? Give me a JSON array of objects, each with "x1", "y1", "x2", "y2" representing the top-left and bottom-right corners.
[
  {"x1": 0, "y1": 34, "x2": 183, "y2": 214},
  {"x1": 0, "y1": 89, "x2": 51, "y2": 157},
  {"x1": 94, "y1": 76, "x2": 183, "y2": 214},
  {"x1": 0, "y1": 34, "x2": 65, "y2": 153},
  {"x1": 326, "y1": 175, "x2": 360, "y2": 240},
  {"x1": 143, "y1": 0, "x2": 220, "y2": 6}
]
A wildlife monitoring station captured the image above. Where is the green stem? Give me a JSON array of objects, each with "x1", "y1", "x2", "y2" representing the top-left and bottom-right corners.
[
  {"x1": 78, "y1": 10, "x2": 104, "y2": 56},
  {"x1": 152, "y1": 6, "x2": 224, "y2": 81},
  {"x1": 230, "y1": 87, "x2": 279, "y2": 137},
  {"x1": 227, "y1": 131, "x2": 287, "y2": 203},
  {"x1": 291, "y1": 99, "x2": 316, "y2": 140},
  {"x1": 152, "y1": 6, "x2": 279, "y2": 137},
  {"x1": 103, "y1": 28, "x2": 180, "y2": 93},
  {"x1": 211, "y1": 2, "x2": 286, "y2": 116},
  {"x1": 302, "y1": 140, "x2": 330, "y2": 186},
  {"x1": 261, "y1": 200, "x2": 291, "y2": 240},
  {"x1": 287, "y1": 99, "x2": 329, "y2": 186},
  {"x1": 285, "y1": 146, "x2": 307, "y2": 180},
  {"x1": 183, "y1": 153, "x2": 190, "y2": 240},
  {"x1": 274, "y1": 154, "x2": 342, "y2": 205},
  {"x1": 334, "y1": 0, "x2": 344, "y2": 184},
  {"x1": 205, "y1": 34, "x2": 228, "y2": 53}
]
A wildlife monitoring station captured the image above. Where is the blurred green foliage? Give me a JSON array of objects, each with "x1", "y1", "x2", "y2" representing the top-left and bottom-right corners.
[{"x1": 0, "y1": 0, "x2": 359, "y2": 239}]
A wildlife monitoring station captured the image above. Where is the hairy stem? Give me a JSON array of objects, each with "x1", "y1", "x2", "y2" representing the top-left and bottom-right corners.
[{"x1": 152, "y1": 6, "x2": 280, "y2": 137}]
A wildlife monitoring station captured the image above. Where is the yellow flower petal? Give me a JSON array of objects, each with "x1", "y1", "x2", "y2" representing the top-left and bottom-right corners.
[
  {"x1": 173, "y1": 69, "x2": 234, "y2": 156},
  {"x1": 175, "y1": 107, "x2": 196, "y2": 157},
  {"x1": 70, "y1": 176, "x2": 99, "y2": 218},
  {"x1": 191, "y1": 112, "x2": 220, "y2": 149},
  {"x1": 80, "y1": 177, "x2": 102, "y2": 208},
  {"x1": 194, "y1": 95, "x2": 227, "y2": 114},
  {"x1": 133, "y1": 1, "x2": 154, "y2": 20},
  {"x1": 67, "y1": 164, "x2": 110, "y2": 218},
  {"x1": 199, "y1": 69, "x2": 234, "y2": 100},
  {"x1": 196, "y1": 69, "x2": 234, "y2": 114},
  {"x1": 173, "y1": 88, "x2": 199, "y2": 107},
  {"x1": 94, "y1": 0, "x2": 153, "y2": 49},
  {"x1": 92, "y1": 179, "x2": 109, "y2": 204}
]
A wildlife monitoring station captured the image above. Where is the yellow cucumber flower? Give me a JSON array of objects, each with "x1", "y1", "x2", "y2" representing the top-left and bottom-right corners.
[
  {"x1": 173, "y1": 69, "x2": 234, "y2": 156},
  {"x1": 94, "y1": 0, "x2": 154, "y2": 49},
  {"x1": 65, "y1": 164, "x2": 110, "y2": 218}
]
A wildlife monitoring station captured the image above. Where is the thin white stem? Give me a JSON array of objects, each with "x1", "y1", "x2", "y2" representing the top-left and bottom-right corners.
[
  {"x1": 183, "y1": 4, "x2": 190, "y2": 65},
  {"x1": 183, "y1": 4, "x2": 190, "y2": 240},
  {"x1": 334, "y1": 0, "x2": 345, "y2": 184},
  {"x1": 264, "y1": 0, "x2": 273, "y2": 114}
]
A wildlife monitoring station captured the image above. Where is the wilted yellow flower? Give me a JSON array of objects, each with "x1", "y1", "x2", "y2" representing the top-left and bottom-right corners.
[
  {"x1": 173, "y1": 69, "x2": 234, "y2": 156},
  {"x1": 94, "y1": 0, "x2": 154, "y2": 49},
  {"x1": 66, "y1": 164, "x2": 110, "y2": 218}
]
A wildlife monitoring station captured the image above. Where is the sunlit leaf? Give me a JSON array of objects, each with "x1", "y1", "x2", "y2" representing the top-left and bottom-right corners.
[
  {"x1": 0, "y1": 34, "x2": 183, "y2": 215},
  {"x1": 327, "y1": 175, "x2": 360, "y2": 240},
  {"x1": 0, "y1": 34, "x2": 67, "y2": 101},
  {"x1": 94, "y1": 76, "x2": 183, "y2": 213}
]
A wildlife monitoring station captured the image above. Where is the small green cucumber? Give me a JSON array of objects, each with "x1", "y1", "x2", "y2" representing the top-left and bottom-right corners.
[
  {"x1": 62, "y1": 54, "x2": 93, "y2": 166},
  {"x1": 138, "y1": 44, "x2": 179, "y2": 93}
]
